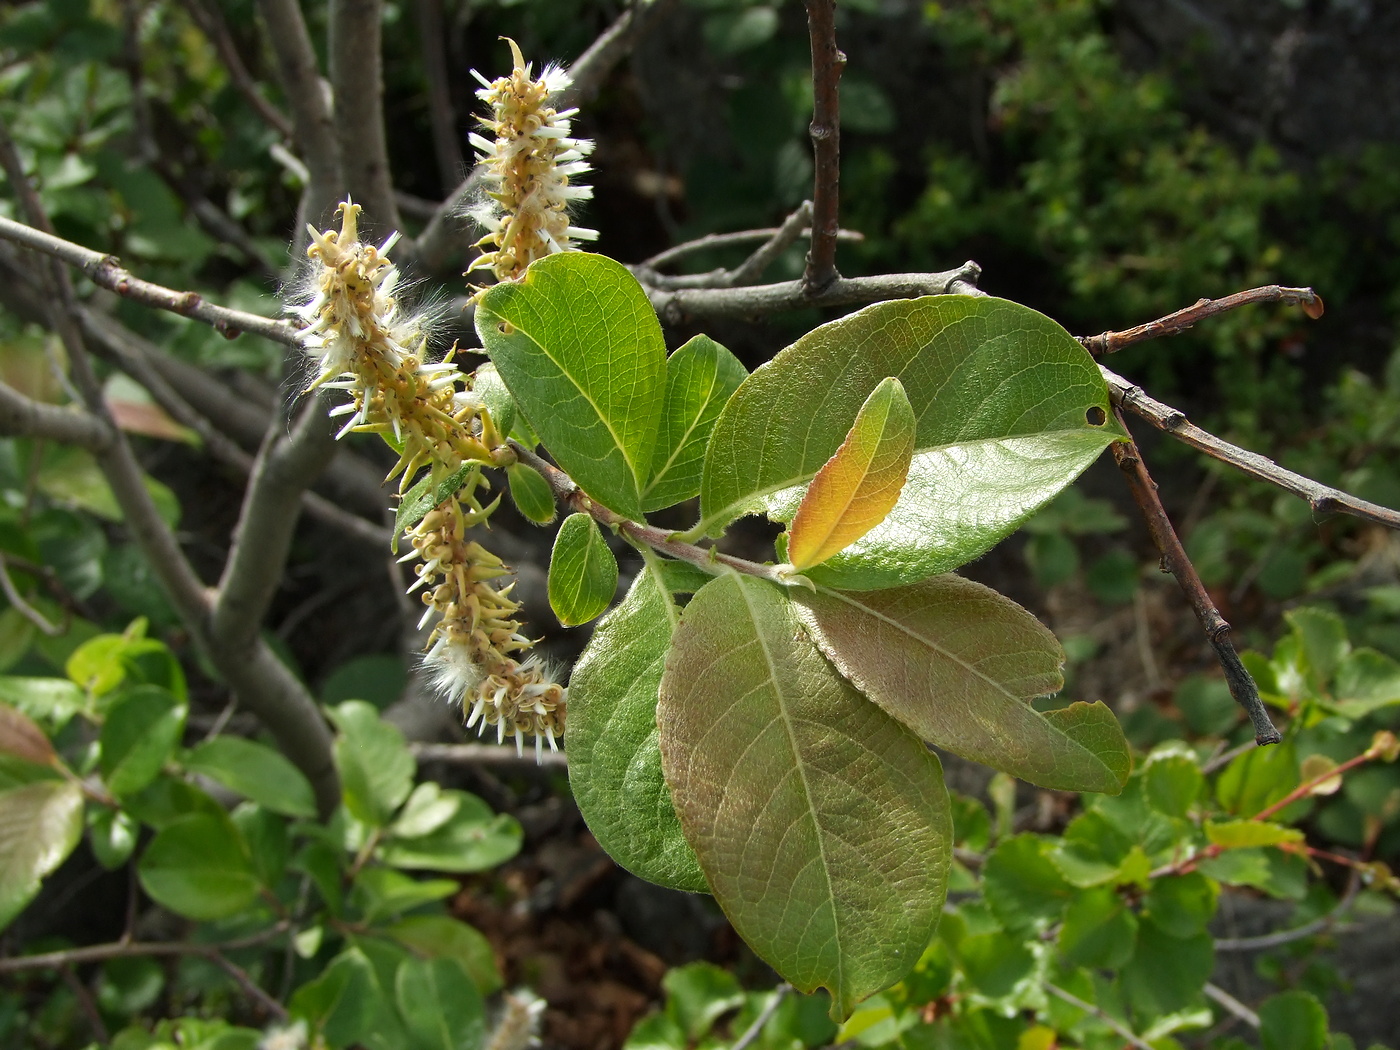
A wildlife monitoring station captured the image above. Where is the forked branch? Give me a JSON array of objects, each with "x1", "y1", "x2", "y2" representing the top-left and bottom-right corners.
[{"x1": 1079, "y1": 284, "x2": 1324, "y2": 356}]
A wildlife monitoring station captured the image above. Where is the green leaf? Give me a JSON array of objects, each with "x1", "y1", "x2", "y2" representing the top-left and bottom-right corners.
[
  {"x1": 1204, "y1": 819, "x2": 1303, "y2": 848},
  {"x1": 476, "y1": 253, "x2": 666, "y2": 518},
  {"x1": 89, "y1": 805, "x2": 138, "y2": 869},
  {"x1": 1143, "y1": 873, "x2": 1218, "y2": 939},
  {"x1": 793, "y1": 575, "x2": 1130, "y2": 792},
  {"x1": 290, "y1": 947, "x2": 407, "y2": 1050},
  {"x1": 955, "y1": 932, "x2": 1035, "y2": 998},
  {"x1": 100, "y1": 685, "x2": 187, "y2": 797},
  {"x1": 981, "y1": 834, "x2": 1075, "y2": 934},
  {"x1": 787, "y1": 377, "x2": 915, "y2": 571},
  {"x1": 1258, "y1": 990, "x2": 1329, "y2": 1050},
  {"x1": 1121, "y1": 919, "x2": 1213, "y2": 1017},
  {"x1": 471, "y1": 362, "x2": 516, "y2": 441},
  {"x1": 392, "y1": 464, "x2": 479, "y2": 550},
  {"x1": 379, "y1": 790, "x2": 522, "y2": 872},
  {"x1": 1332, "y1": 648, "x2": 1400, "y2": 718},
  {"x1": 232, "y1": 804, "x2": 289, "y2": 888},
  {"x1": 1057, "y1": 885, "x2": 1137, "y2": 968},
  {"x1": 0, "y1": 675, "x2": 86, "y2": 729},
  {"x1": 384, "y1": 915, "x2": 502, "y2": 995},
  {"x1": 396, "y1": 957, "x2": 487, "y2": 1050},
  {"x1": 566, "y1": 559, "x2": 707, "y2": 892},
  {"x1": 506, "y1": 462, "x2": 557, "y2": 524},
  {"x1": 1143, "y1": 747, "x2": 1204, "y2": 818},
  {"x1": 0, "y1": 779, "x2": 84, "y2": 929},
  {"x1": 352, "y1": 867, "x2": 458, "y2": 923},
  {"x1": 329, "y1": 700, "x2": 415, "y2": 827},
  {"x1": 698, "y1": 296, "x2": 1120, "y2": 587},
  {"x1": 548, "y1": 513, "x2": 618, "y2": 626},
  {"x1": 657, "y1": 572, "x2": 951, "y2": 1019},
  {"x1": 390, "y1": 781, "x2": 461, "y2": 839},
  {"x1": 137, "y1": 812, "x2": 261, "y2": 920},
  {"x1": 662, "y1": 961, "x2": 744, "y2": 1041},
  {"x1": 183, "y1": 736, "x2": 317, "y2": 818},
  {"x1": 1284, "y1": 607, "x2": 1349, "y2": 691},
  {"x1": 643, "y1": 335, "x2": 747, "y2": 512},
  {"x1": 1216, "y1": 739, "x2": 1298, "y2": 818}
]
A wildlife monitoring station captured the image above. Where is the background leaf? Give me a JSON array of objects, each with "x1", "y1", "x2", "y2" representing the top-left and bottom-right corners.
[
  {"x1": 329, "y1": 701, "x2": 416, "y2": 827},
  {"x1": 658, "y1": 572, "x2": 951, "y2": 1019},
  {"x1": 566, "y1": 558, "x2": 707, "y2": 892},
  {"x1": 378, "y1": 791, "x2": 522, "y2": 872},
  {"x1": 787, "y1": 377, "x2": 915, "y2": 571},
  {"x1": 699, "y1": 296, "x2": 1120, "y2": 588},
  {"x1": 137, "y1": 811, "x2": 261, "y2": 920},
  {"x1": 100, "y1": 685, "x2": 187, "y2": 797},
  {"x1": 794, "y1": 575, "x2": 1130, "y2": 792},
  {"x1": 183, "y1": 736, "x2": 317, "y2": 819},
  {"x1": 395, "y1": 957, "x2": 487, "y2": 1050},
  {"x1": 0, "y1": 779, "x2": 84, "y2": 930},
  {"x1": 548, "y1": 513, "x2": 618, "y2": 627},
  {"x1": 476, "y1": 252, "x2": 666, "y2": 518},
  {"x1": 643, "y1": 334, "x2": 747, "y2": 512},
  {"x1": 506, "y1": 462, "x2": 557, "y2": 525}
]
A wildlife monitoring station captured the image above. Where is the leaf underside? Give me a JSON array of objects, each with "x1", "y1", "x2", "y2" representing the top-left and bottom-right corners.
[
  {"x1": 658, "y1": 572, "x2": 951, "y2": 1020},
  {"x1": 699, "y1": 295, "x2": 1122, "y2": 589}
]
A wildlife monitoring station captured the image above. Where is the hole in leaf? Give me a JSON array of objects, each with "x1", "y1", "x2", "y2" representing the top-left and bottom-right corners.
[
  {"x1": 497, "y1": 321, "x2": 514, "y2": 335},
  {"x1": 1086, "y1": 406, "x2": 1107, "y2": 426}
]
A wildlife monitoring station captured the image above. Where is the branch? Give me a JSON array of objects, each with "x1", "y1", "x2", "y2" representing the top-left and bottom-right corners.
[
  {"x1": 179, "y1": 0, "x2": 296, "y2": 141},
  {"x1": 0, "y1": 553, "x2": 65, "y2": 636},
  {"x1": 410, "y1": 742, "x2": 568, "y2": 769},
  {"x1": 640, "y1": 217, "x2": 863, "y2": 271},
  {"x1": 1101, "y1": 365, "x2": 1400, "y2": 530},
  {"x1": 802, "y1": 0, "x2": 844, "y2": 292},
  {"x1": 0, "y1": 381, "x2": 112, "y2": 451},
  {"x1": 412, "y1": 0, "x2": 465, "y2": 195},
  {"x1": 1202, "y1": 983, "x2": 1260, "y2": 1029},
  {"x1": 1043, "y1": 982, "x2": 1155, "y2": 1050},
  {"x1": 1110, "y1": 409, "x2": 1281, "y2": 745},
  {"x1": 328, "y1": 0, "x2": 401, "y2": 234},
  {"x1": 0, "y1": 215, "x2": 300, "y2": 345},
  {"x1": 731, "y1": 984, "x2": 792, "y2": 1050},
  {"x1": 0, "y1": 923, "x2": 290, "y2": 974},
  {"x1": 255, "y1": 0, "x2": 343, "y2": 225},
  {"x1": 1079, "y1": 285, "x2": 1324, "y2": 356},
  {"x1": 645, "y1": 263, "x2": 982, "y2": 324}
]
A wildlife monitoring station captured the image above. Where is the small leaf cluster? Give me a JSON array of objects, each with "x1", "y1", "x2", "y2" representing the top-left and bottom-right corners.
[
  {"x1": 472, "y1": 251, "x2": 1129, "y2": 1016},
  {"x1": 0, "y1": 624, "x2": 517, "y2": 1049}
]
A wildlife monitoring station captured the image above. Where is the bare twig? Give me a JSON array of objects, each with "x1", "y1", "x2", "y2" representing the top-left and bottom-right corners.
[
  {"x1": 635, "y1": 204, "x2": 836, "y2": 291},
  {"x1": 1079, "y1": 285, "x2": 1324, "y2": 356},
  {"x1": 0, "y1": 924, "x2": 290, "y2": 974},
  {"x1": 180, "y1": 0, "x2": 296, "y2": 140},
  {"x1": 410, "y1": 742, "x2": 568, "y2": 769},
  {"x1": 0, "y1": 381, "x2": 112, "y2": 451},
  {"x1": 328, "y1": 0, "x2": 401, "y2": 235},
  {"x1": 646, "y1": 263, "x2": 982, "y2": 324},
  {"x1": 1202, "y1": 983, "x2": 1260, "y2": 1029},
  {"x1": 207, "y1": 949, "x2": 289, "y2": 1021},
  {"x1": 0, "y1": 215, "x2": 300, "y2": 345},
  {"x1": 1043, "y1": 982, "x2": 1155, "y2": 1050},
  {"x1": 1101, "y1": 365, "x2": 1400, "y2": 531},
  {"x1": 1110, "y1": 409, "x2": 1281, "y2": 745},
  {"x1": 732, "y1": 984, "x2": 792, "y2": 1050},
  {"x1": 0, "y1": 553, "x2": 64, "y2": 636},
  {"x1": 802, "y1": 0, "x2": 843, "y2": 292},
  {"x1": 641, "y1": 219, "x2": 863, "y2": 272},
  {"x1": 59, "y1": 964, "x2": 109, "y2": 1045}
]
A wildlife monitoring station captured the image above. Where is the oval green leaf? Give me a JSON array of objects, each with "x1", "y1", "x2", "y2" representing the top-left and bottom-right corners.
[
  {"x1": 476, "y1": 253, "x2": 666, "y2": 518},
  {"x1": 643, "y1": 334, "x2": 748, "y2": 512},
  {"x1": 395, "y1": 957, "x2": 487, "y2": 1050},
  {"x1": 787, "y1": 377, "x2": 915, "y2": 571},
  {"x1": 328, "y1": 700, "x2": 416, "y2": 828},
  {"x1": 100, "y1": 685, "x2": 187, "y2": 798},
  {"x1": 658, "y1": 572, "x2": 951, "y2": 1020},
  {"x1": 566, "y1": 556, "x2": 707, "y2": 892},
  {"x1": 506, "y1": 462, "x2": 557, "y2": 525},
  {"x1": 378, "y1": 790, "x2": 522, "y2": 873},
  {"x1": 137, "y1": 811, "x2": 261, "y2": 920},
  {"x1": 183, "y1": 736, "x2": 318, "y2": 819},
  {"x1": 793, "y1": 575, "x2": 1130, "y2": 793},
  {"x1": 384, "y1": 915, "x2": 502, "y2": 995},
  {"x1": 548, "y1": 513, "x2": 618, "y2": 627},
  {"x1": 698, "y1": 296, "x2": 1121, "y2": 588},
  {"x1": 0, "y1": 779, "x2": 84, "y2": 930}
]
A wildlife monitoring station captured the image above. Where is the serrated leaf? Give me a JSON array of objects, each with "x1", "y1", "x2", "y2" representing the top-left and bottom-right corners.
[
  {"x1": 100, "y1": 685, "x2": 187, "y2": 797},
  {"x1": 787, "y1": 377, "x2": 915, "y2": 571},
  {"x1": 0, "y1": 701, "x2": 56, "y2": 767},
  {"x1": 506, "y1": 462, "x2": 557, "y2": 524},
  {"x1": 982, "y1": 834, "x2": 1075, "y2": 934},
  {"x1": 137, "y1": 811, "x2": 260, "y2": 920},
  {"x1": 0, "y1": 779, "x2": 84, "y2": 929},
  {"x1": 566, "y1": 560, "x2": 707, "y2": 892},
  {"x1": 1332, "y1": 648, "x2": 1400, "y2": 719},
  {"x1": 1143, "y1": 873, "x2": 1218, "y2": 939},
  {"x1": 658, "y1": 572, "x2": 951, "y2": 1020},
  {"x1": 1057, "y1": 885, "x2": 1138, "y2": 968},
  {"x1": 698, "y1": 296, "x2": 1121, "y2": 588},
  {"x1": 1143, "y1": 748, "x2": 1204, "y2": 818},
  {"x1": 1121, "y1": 920, "x2": 1213, "y2": 1016},
  {"x1": 183, "y1": 736, "x2": 317, "y2": 819},
  {"x1": 476, "y1": 253, "x2": 666, "y2": 518},
  {"x1": 1259, "y1": 990, "x2": 1329, "y2": 1050},
  {"x1": 548, "y1": 513, "x2": 618, "y2": 626},
  {"x1": 793, "y1": 575, "x2": 1130, "y2": 792},
  {"x1": 643, "y1": 335, "x2": 747, "y2": 512}
]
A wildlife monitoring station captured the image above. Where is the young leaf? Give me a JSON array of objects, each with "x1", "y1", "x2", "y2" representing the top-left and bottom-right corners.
[
  {"x1": 0, "y1": 779, "x2": 84, "y2": 930},
  {"x1": 548, "y1": 513, "x2": 618, "y2": 627},
  {"x1": 643, "y1": 335, "x2": 748, "y2": 512},
  {"x1": 566, "y1": 557, "x2": 707, "y2": 892},
  {"x1": 183, "y1": 736, "x2": 318, "y2": 819},
  {"x1": 476, "y1": 253, "x2": 666, "y2": 518},
  {"x1": 471, "y1": 362, "x2": 516, "y2": 442},
  {"x1": 786, "y1": 377, "x2": 915, "y2": 571},
  {"x1": 137, "y1": 811, "x2": 261, "y2": 920},
  {"x1": 506, "y1": 462, "x2": 557, "y2": 525},
  {"x1": 793, "y1": 575, "x2": 1131, "y2": 793},
  {"x1": 658, "y1": 572, "x2": 951, "y2": 1020},
  {"x1": 698, "y1": 296, "x2": 1121, "y2": 588}
]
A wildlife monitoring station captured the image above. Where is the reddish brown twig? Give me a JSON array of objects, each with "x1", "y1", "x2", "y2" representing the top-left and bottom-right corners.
[
  {"x1": 1079, "y1": 285, "x2": 1324, "y2": 357},
  {"x1": 1110, "y1": 409, "x2": 1281, "y2": 746},
  {"x1": 802, "y1": 0, "x2": 843, "y2": 293}
]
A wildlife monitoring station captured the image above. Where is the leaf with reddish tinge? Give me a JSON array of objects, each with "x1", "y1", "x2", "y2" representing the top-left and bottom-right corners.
[
  {"x1": 658, "y1": 572, "x2": 951, "y2": 1020},
  {"x1": 793, "y1": 575, "x2": 1131, "y2": 793},
  {"x1": 787, "y1": 378, "x2": 914, "y2": 572},
  {"x1": 0, "y1": 703, "x2": 56, "y2": 768}
]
